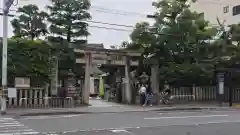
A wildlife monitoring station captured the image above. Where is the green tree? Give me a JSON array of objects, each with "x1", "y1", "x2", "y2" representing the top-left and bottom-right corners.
[
  {"x1": 230, "y1": 23, "x2": 240, "y2": 46},
  {"x1": 11, "y1": 4, "x2": 48, "y2": 40},
  {"x1": 0, "y1": 38, "x2": 52, "y2": 86},
  {"x1": 127, "y1": 0, "x2": 221, "y2": 85},
  {"x1": 47, "y1": 0, "x2": 91, "y2": 43}
]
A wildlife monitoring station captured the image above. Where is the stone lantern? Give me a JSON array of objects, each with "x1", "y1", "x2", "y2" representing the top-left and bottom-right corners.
[{"x1": 139, "y1": 72, "x2": 149, "y2": 85}]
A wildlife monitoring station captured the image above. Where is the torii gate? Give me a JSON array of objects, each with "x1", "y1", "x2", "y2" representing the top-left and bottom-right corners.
[
  {"x1": 74, "y1": 48, "x2": 160, "y2": 104},
  {"x1": 74, "y1": 48, "x2": 141, "y2": 104}
]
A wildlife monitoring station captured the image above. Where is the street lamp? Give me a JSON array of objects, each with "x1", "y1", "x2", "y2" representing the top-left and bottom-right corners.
[{"x1": 1, "y1": 0, "x2": 14, "y2": 115}]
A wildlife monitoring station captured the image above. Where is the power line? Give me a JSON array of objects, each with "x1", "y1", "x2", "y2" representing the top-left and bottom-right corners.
[
  {"x1": 4, "y1": 6, "x2": 148, "y2": 17},
  {"x1": 90, "y1": 0, "x2": 235, "y2": 16},
  {"x1": 0, "y1": 11, "x2": 231, "y2": 35},
  {"x1": 86, "y1": 20, "x2": 134, "y2": 28},
  {"x1": 0, "y1": 12, "x2": 234, "y2": 37},
  {"x1": 5, "y1": 0, "x2": 236, "y2": 17},
  {"x1": 89, "y1": 25, "x2": 132, "y2": 32},
  {"x1": 0, "y1": 8, "x2": 229, "y2": 28},
  {"x1": 91, "y1": 6, "x2": 147, "y2": 17},
  {"x1": 92, "y1": 9, "x2": 147, "y2": 17},
  {"x1": 1, "y1": 13, "x2": 227, "y2": 30}
]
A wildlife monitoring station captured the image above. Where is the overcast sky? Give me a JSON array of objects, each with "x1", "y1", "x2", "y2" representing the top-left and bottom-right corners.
[{"x1": 0, "y1": 0, "x2": 155, "y2": 48}]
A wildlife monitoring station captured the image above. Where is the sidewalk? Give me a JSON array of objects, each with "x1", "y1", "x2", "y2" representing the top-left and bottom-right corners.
[{"x1": 6, "y1": 101, "x2": 234, "y2": 117}]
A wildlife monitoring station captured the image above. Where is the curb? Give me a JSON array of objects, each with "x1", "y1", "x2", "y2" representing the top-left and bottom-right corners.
[{"x1": 10, "y1": 107, "x2": 221, "y2": 117}]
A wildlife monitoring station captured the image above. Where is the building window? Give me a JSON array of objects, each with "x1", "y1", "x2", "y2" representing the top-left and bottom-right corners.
[
  {"x1": 233, "y1": 5, "x2": 240, "y2": 16},
  {"x1": 223, "y1": 6, "x2": 229, "y2": 13}
]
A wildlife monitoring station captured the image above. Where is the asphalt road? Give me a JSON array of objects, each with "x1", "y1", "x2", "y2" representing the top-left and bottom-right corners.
[
  {"x1": 2, "y1": 109, "x2": 240, "y2": 135},
  {"x1": 63, "y1": 123, "x2": 240, "y2": 135}
]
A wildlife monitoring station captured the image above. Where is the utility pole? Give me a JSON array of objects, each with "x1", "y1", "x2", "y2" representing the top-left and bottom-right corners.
[{"x1": 1, "y1": 0, "x2": 14, "y2": 115}]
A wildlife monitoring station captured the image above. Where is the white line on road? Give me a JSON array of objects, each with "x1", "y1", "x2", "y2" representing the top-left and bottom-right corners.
[
  {"x1": 158, "y1": 111, "x2": 203, "y2": 115},
  {"x1": 110, "y1": 129, "x2": 129, "y2": 133},
  {"x1": 110, "y1": 129, "x2": 135, "y2": 135},
  {"x1": 0, "y1": 117, "x2": 38, "y2": 135},
  {"x1": 60, "y1": 119, "x2": 240, "y2": 133},
  {"x1": 0, "y1": 124, "x2": 24, "y2": 127},
  {"x1": 0, "y1": 118, "x2": 13, "y2": 120},
  {"x1": 0, "y1": 122, "x2": 21, "y2": 125},
  {"x1": 22, "y1": 114, "x2": 83, "y2": 120},
  {"x1": 144, "y1": 114, "x2": 229, "y2": 120},
  {"x1": 0, "y1": 132, "x2": 39, "y2": 135},
  {"x1": 0, "y1": 129, "x2": 34, "y2": 133}
]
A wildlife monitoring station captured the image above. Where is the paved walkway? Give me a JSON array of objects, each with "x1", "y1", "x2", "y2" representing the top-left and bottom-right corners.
[
  {"x1": 4, "y1": 99, "x2": 235, "y2": 117},
  {"x1": 89, "y1": 99, "x2": 122, "y2": 108}
]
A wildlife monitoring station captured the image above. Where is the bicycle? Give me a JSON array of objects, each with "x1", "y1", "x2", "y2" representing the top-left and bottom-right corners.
[{"x1": 159, "y1": 91, "x2": 171, "y2": 104}]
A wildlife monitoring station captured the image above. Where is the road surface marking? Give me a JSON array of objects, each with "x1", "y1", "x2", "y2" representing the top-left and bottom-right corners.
[
  {"x1": 0, "y1": 132, "x2": 39, "y2": 135},
  {"x1": 0, "y1": 117, "x2": 38, "y2": 135},
  {"x1": 110, "y1": 129, "x2": 135, "y2": 135},
  {"x1": 60, "y1": 119, "x2": 240, "y2": 133},
  {"x1": 22, "y1": 114, "x2": 83, "y2": 120},
  {"x1": 144, "y1": 114, "x2": 228, "y2": 119},
  {"x1": 158, "y1": 111, "x2": 197, "y2": 115},
  {"x1": 0, "y1": 124, "x2": 24, "y2": 127},
  {"x1": 110, "y1": 129, "x2": 128, "y2": 133}
]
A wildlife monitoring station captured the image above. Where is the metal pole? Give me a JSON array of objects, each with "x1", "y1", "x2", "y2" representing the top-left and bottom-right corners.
[
  {"x1": 1, "y1": 0, "x2": 14, "y2": 115},
  {"x1": 1, "y1": 0, "x2": 9, "y2": 115}
]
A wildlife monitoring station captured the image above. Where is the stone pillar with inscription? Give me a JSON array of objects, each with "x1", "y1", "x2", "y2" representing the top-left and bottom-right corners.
[
  {"x1": 130, "y1": 70, "x2": 137, "y2": 104},
  {"x1": 151, "y1": 61, "x2": 160, "y2": 104},
  {"x1": 66, "y1": 69, "x2": 77, "y2": 98},
  {"x1": 124, "y1": 56, "x2": 132, "y2": 104},
  {"x1": 115, "y1": 69, "x2": 122, "y2": 103},
  {"x1": 83, "y1": 52, "x2": 92, "y2": 104}
]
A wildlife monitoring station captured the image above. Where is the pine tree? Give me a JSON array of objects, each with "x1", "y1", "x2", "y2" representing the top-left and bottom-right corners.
[
  {"x1": 11, "y1": 4, "x2": 48, "y2": 40},
  {"x1": 47, "y1": 0, "x2": 91, "y2": 44}
]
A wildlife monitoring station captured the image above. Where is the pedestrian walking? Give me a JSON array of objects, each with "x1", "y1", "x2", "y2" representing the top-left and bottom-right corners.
[
  {"x1": 139, "y1": 84, "x2": 147, "y2": 105},
  {"x1": 161, "y1": 81, "x2": 171, "y2": 104},
  {"x1": 143, "y1": 91, "x2": 153, "y2": 106}
]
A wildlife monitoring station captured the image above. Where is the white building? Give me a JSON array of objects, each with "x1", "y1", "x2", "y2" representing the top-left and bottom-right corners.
[{"x1": 190, "y1": 0, "x2": 240, "y2": 25}]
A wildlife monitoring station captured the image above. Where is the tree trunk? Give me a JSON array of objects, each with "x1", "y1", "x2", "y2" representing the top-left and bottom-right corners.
[{"x1": 67, "y1": 26, "x2": 71, "y2": 42}]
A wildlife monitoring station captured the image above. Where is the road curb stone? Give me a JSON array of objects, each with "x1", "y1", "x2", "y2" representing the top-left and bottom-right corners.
[{"x1": 9, "y1": 106, "x2": 227, "y2": 117}]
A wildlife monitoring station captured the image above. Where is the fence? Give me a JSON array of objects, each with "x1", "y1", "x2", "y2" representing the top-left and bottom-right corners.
[
  {"x1": 5, "y1": 86, "x2": 240, "y2": 108},
  {"x1": 170, "y1": 86, "x2": 240, "y2": 102},
  {"x1": 6, "y1": 87, "x2": 82, "y2": 109}
]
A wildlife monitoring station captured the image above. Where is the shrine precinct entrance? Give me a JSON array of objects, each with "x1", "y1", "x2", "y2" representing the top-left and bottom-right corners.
[{"x1": 74, "y1": 48, "x2": 141, "y2": 104}]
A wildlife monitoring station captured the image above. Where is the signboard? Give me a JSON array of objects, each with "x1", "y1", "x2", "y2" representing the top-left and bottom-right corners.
[
  {"x1": 8, "y1": 88, "x2": 16, "y2": 98},
  {"x1": 15, "y1": 77, "x2": 30, "y2": 88},
  {"x1": 67, "y1": 87, "x2": 80, "y2": 97},
  {"x1": 217, "y1": 73, "x2": 224, "y2": 94}
]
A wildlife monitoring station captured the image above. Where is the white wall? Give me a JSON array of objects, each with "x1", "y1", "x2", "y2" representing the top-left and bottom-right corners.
[{"x1": 190, "y1": 0, "x2": 240, "y2": 25}]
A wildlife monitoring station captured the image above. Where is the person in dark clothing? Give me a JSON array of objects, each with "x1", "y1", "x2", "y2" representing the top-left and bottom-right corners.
[
  {"x1": 162, "y1": 81, "x2": 171, "y2": 103},
  {"x1": 163, "y1": 82, "x2": 171, "y2": 95},
  {"x1": 143, "y1": 83, "x2": 153, "y2": 106}
]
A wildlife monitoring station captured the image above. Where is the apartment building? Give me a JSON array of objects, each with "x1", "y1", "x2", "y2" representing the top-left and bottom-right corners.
[{"x1": 190, "y1": 0, "x2": 240, "y2": 26}]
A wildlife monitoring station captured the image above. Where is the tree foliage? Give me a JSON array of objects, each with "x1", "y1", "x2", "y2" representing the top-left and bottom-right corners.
[
  {"x1": 47, "y1": 0, "x2": 91, "y2": 43},
  {"x1": 0, "y1": 39, "x2": 52, "y2": 86},
  {"x1": 11, "y1": 4, "x2": 48, "y2": 40},
  {"x1": 126, "y1": 0, "x2": 240, "y2": 86}
]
